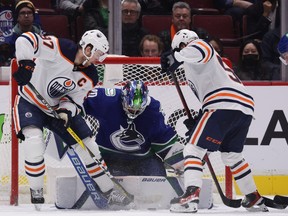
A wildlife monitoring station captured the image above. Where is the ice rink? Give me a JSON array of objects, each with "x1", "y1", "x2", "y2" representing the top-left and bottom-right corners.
[{"x1": 0, "y1": 204, "x2": 288, "y2": 216}]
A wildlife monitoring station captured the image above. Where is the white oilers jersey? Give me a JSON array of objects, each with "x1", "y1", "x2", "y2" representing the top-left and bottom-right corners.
[
  {"x1": 15, "y1": 32, "x2": 99, "y2": 116},
  {"x1": 174, "y1": 39, "x2": 254, "y2": 116}
]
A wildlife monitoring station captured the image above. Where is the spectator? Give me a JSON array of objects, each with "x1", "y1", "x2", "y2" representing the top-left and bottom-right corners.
[
  {"x1": 83, "y1": 81, "x2": 182, "y2": 176},
  {"x1": 122, "y1": 0, "x2": 148, "y2": 56},
  {"x1": 82, "y1": 0, "x2": 109, "y2": 37},
  {"x1": 0, "y1": 0, "x2": 44, "y2": 66},
  {"x1": 138, "y1": 0, "x2": 175, "y2": 15},
  {"x1": 260, "y1": 27, "x2": 281, "y2": 80},
  {"x1": 159, "y1": 1, "x2": 209, "y2": 52},
  {"x1": 59, "y1": 0, "x2": 85, "y2": 21},
  {"x1": 207, "y1": 36, "x2": 224, "y2": 57},
  {"x1": 139, "y1": 34, "x2": 164, "y2": 57},
  {"x1": 244, "y1": 0, "x2": 280, "y2": 40},
  {"x1": 278, "y1": 32, "x2": 288, "y2": 66},
  {"x1": 0, "y1": 0, "x2": 15, "y2": 66},
  {"x1": 235, "y1": 39, "x2": 265, "y2": 80}
]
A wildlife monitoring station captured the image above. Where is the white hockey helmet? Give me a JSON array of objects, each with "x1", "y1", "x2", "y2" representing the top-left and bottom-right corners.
[
  {"x1": 171, "y1": 29, "x2": 199, "y2": 50},
  {"x1": 79, "y1": 29, "x2": 109, "y2": 62}
]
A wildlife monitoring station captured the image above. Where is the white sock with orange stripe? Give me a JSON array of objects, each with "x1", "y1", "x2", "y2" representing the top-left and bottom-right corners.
[
  {"x1": 22, "y1": 126, "x2": 46, "y2": 190},
  {"x1": 222, "y1": 152, "x2": 257, "y2": 195},
  {"x1": 183, "y1": 144, "x2": 207, "y2": 189}
]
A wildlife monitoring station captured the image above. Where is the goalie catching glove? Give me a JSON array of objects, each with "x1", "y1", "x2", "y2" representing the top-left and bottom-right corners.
[
  {"x1": 13, "y1": 60, "x2": 35, "y2": 86},
  {"x1": 51, "y1": 109, "x2": 72, "y2": 133},
  {"x1": 160, "y1": 49, "x2": 183, "y2": 75}
]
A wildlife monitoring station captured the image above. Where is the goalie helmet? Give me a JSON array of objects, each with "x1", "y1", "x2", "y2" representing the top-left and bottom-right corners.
[
  {"x1": 79, "y1": 29, "x2": 109, "y2": 62},
  {"x1": 172, "y1": 29, "x2": 199, "y2": 50},
  {"x1": 122, "y1": 81, "x2": 149, "y2": 119},
  {"x1": 278, "y1": 33, "x2": 288, "y2": 65}
]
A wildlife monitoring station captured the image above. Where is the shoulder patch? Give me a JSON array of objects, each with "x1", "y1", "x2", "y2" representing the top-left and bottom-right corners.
[{"x1": 105, "y1": 88, "x2": 116, "y2": 96}]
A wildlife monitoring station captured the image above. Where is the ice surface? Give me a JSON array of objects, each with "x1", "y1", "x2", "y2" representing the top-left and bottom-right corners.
[{"x1": 0, "y1": 204, "x2": 287, "y2": 216}]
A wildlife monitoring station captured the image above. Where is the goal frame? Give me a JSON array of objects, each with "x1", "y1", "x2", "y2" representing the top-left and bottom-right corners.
[{"x1": 8, "y1": 57, "x2": 232, "y2": 205}]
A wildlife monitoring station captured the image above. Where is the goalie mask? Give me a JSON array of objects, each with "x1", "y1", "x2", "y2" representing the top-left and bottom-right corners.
[
  {"x1": 79, "y1": 29, "x2": 109, "y2": 64},
  {"x1": 278, "y1": 33, "x2": 288, "y2": 66},
  {"x1": 172, "y1": 29, "x2": 199, "y2": 50},
  {"x1": 122, "y1": 81, "x2": 149, "y2": 119}
]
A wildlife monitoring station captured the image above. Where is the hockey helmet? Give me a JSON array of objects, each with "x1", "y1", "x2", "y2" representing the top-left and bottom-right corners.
[
  {"x1": 278, "y1": 33, "x2": 288, "y2": 65},
  {"x1": 122, "y1": 81, "x2": 149, "y2": 119},
  {"x1": 171, "y1": 29, "x2": 199, "y2": 50},
  {"x1": 79, "y1": 29, "x2": 109, "y2": 63}
]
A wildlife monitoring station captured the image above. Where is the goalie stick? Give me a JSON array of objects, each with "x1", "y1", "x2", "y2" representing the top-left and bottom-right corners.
[
  {"x1": 26, "y1": 82, "x2": 109, "y2": 209},
  {"x1": 168, "y1": 69, "x2": 242, "y2": 208}
]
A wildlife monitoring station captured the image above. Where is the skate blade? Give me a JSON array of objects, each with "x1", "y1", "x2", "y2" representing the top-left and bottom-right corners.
[
  {"x1": 109, "y1": 202, "x2": 136, "y2": 210},
  {"x1": 245, "y1": 204, "x2": 269, "y2": 212},
  {"x1": 34, "y1": 204, "x2": 42, "y2": 211},
  {"x1": 170, "y1": 203, "x2": 198, "y2": 213}
]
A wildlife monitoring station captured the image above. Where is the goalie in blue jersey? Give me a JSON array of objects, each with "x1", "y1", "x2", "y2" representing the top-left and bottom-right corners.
[{"x1": 83, "y1": 80, "x2": 183, "y2": 176}]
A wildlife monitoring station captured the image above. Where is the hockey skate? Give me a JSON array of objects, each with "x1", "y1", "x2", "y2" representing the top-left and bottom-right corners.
[
  {"x1": 30, "y1": 188, "x2": 44, "y2": 211},
  {"x1": 170, "y1": 186, "x2": 200, "y2": 213},
  {"x1": 241, "y1": 190, "x2": 268, "y2": 212},
  {"x1": 104, "y1": 188, "x2": 135, "y2": 209}
]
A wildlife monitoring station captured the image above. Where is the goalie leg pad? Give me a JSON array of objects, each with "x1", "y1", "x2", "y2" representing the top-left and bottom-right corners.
[
  {"x1": 221, "y1": 152, "x2": 257, "y2": 195},
  {"x1": 73, "y1": 144, "x2": 114, "y2": 193},
  {"x1": 183, "y1": 144, "x2": 207, "y2": 189}
]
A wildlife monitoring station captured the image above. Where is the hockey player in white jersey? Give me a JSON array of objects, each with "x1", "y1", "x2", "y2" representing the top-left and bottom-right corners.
[
  {"x1": 12, "y1": 30, "x2": 132, "y2": 208},
  {"x1": 161, "y1": 29, "x2": 267, "y2": 213}
]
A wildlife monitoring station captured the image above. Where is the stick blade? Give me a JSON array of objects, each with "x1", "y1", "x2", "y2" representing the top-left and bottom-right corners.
[
  {"x1": 273, "y1": 195, "x2": 288, "y2": 207},
  {"x1": 263, "y1": 197, "x2": 287, "y2": 209},
  {"x1": 222, "y1": 196, "x2": 242, "y2": 208}
]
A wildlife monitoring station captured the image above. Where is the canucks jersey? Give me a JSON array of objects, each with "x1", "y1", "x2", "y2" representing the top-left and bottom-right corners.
[
  {"x1": 174, "y1": 39, "x2": 254, "y2": 116},
  {"x1": 83, "y1": 88, "x2": 178, "y2": 160},
  {"x1": 15, "y1": 32, "x2": 98, "y2": 116}
]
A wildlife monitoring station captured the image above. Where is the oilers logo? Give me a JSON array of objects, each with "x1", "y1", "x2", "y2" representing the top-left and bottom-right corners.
[
  {"x1": 110, "y1": 123, "x2": 145, "y2": 152},
  {"x1": 47, "y1": 77, "x2": 76, "y2": 98},
  {"x1": 0, "y1": 9, "x2": 14, "y2": 42},
  {"x1": 188, "y1": 80, "x2": 199, "y2": 100}
]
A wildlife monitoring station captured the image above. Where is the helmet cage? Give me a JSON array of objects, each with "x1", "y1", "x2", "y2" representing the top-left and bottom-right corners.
[{"x1": 122, "y1": 81, "x2": 149, "y2": 119}]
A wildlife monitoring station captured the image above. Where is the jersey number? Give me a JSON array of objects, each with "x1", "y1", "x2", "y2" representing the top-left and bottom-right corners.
[
  {"x1": 217, "y1": 55, "x2": 242, "y2": 84},
  {"x1": 41, "y1": 35, "x2": 54, "y2": 49}
]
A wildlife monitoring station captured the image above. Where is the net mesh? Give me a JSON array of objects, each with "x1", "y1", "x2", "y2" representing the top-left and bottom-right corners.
[{"x1": 0, "y1": 57, "x2": 230, "y2": 204}]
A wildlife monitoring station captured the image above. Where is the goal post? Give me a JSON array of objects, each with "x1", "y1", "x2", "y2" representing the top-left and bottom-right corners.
[{"x1": 1, "y1": 56, "x2": 233, "y2": 205}]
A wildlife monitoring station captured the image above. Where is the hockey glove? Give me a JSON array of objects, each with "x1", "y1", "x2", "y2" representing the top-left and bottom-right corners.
[
  {"x1": 160, "y1": 49, "x2": 183, "y2": 75},
  {"x1": 51, "y1": 109, "x2": 72, "y2": 133},
  {"x1": 183, "y1": 109, "x2": 202, "y2": 136},
  {"x1": 13, "y1": 60, "x2": 35, "y2": 86}
]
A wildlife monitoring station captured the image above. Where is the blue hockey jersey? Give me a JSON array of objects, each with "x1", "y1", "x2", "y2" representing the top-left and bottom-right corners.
[{"x1": 83, "y1": 87, "x2": 178, "y2": 161}]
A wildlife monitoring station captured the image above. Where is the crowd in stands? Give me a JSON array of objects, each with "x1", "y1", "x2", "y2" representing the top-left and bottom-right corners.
[{"x1": 0, "y1": 0, "x2": 283, "y2": 80}]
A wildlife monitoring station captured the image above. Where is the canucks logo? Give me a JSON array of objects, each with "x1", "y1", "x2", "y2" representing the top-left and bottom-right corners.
[
  {"x1": 111, "y1": 123, "x2": 145, "y2": 152},
  {"x1": 47, "y1": 77, "x2": 76, "y2": 98}
]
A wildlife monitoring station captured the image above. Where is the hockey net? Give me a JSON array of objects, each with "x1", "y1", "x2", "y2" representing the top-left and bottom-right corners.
[{"x1": 0, "y1": 56, "x2": 232, "y2": 205}]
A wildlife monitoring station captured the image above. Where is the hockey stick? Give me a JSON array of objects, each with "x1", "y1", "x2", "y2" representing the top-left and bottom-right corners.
[
  {"x1": 27, "y1": 82, "x2": 86, "y2": 150},
  {"x1": 26, "y1": 82, "x2": 109, "y2": 208},
  {"x1": 273, "y1": 195, "x2": 288, "y2": 206},
  {"x1": 66, "y1": 147, "x2": 108, "y2": 209},
  {"x1": 203, "y1": 154, "x2": 242, "y2": 208},
  {"x1": 168, "y1": 70, "x2": 242, "y2": 208}
]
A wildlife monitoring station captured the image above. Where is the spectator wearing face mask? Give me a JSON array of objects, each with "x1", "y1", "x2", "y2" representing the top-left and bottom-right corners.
[{"x1": 235, "y1": 39, "x2": 267, "y2": 80}]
